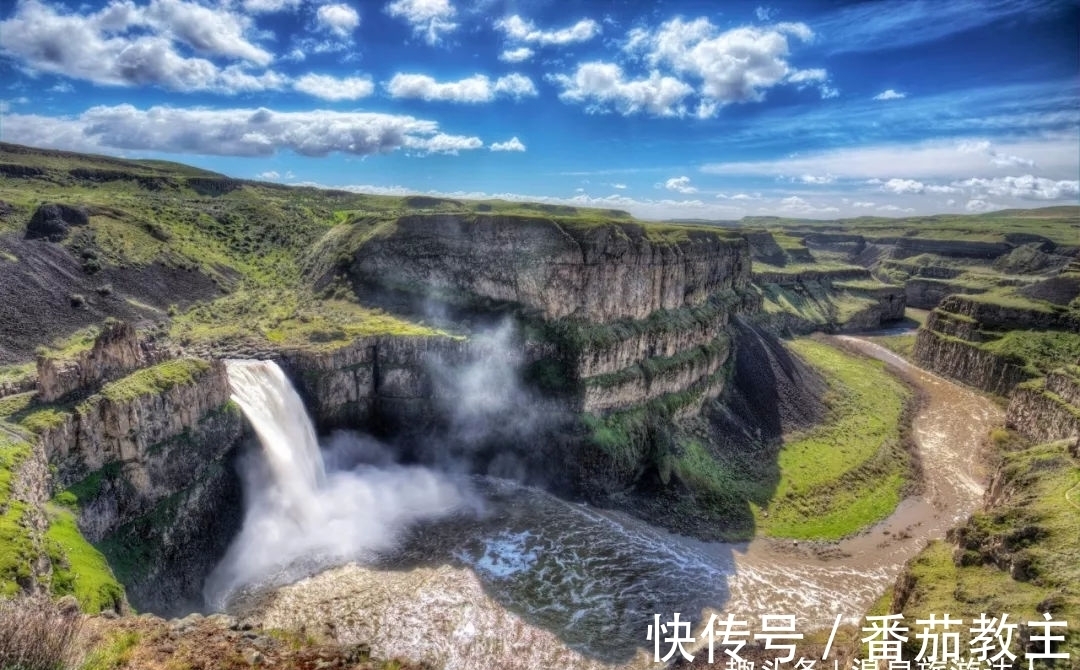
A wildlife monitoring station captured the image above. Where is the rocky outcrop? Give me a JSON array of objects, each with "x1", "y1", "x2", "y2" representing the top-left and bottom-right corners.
[
  {"x1": 913, "y1": 329, "x2": 1029, "y2": 396},
  {"x1": 1006, "y1": 369, "x2": 1080, "y2": 444},
  {"x1": 37, "y1": 321, "x2": 170, "y2": 402},
  {"x1": 904, "y1": 278, "x2": 986, "y2": 310},
  {"x1": 935, "y1": 295, "x2": 1080, "y2": 332},
  {"x1": 279, "y1": 334, "x2": 475, "y2": 429},
  {"x1": 582, "y1": 337, "x2": 730, "y2": 414},
  {"x1": 40, "y1": 359, "x2": 235, "y2": 490},
  {"x1": 0, "y1": 374, "x2": 35, "y2": 399},
  {"x1": 33, "y1": 358, "x2": 245, "y2": 613},
  {"x1": 744, "y1": 231, "x2": 788, "y2": 266},
  {"x1": 752, "y1": 266, "x2": 871, "y2": 286},
  {"x1": 887, "y1": 237, "x2": 1011, "y2": 260},
  {"x1": 913, "y1": 295, "x2": 1079, "y2": 395},
  {"x1": 350, "y1": 215, "x2": 751, "y2": 323},
  {"x1": 25, "y1": 203, "x2": 89, "y2": 242}
]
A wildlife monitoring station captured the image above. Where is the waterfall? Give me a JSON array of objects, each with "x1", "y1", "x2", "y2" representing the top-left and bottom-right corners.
[
  {"x1": 224, "y1": 360, "x2": 325, "y2": 517},
  {"x1": 206, "y1": 359, "x2": 470, "y2": 610}
]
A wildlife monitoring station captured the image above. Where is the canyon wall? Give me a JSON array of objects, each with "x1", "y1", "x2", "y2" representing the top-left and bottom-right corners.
[
  {"x1": 351, "y1": 215, "x2": 752, "y2": 323},
  {"x1": 1006, "y1": 368, "x2": 1080, "y2": 444},
  {"x1": 15, "y1": 335, "x2": 246, "y2": 613}
]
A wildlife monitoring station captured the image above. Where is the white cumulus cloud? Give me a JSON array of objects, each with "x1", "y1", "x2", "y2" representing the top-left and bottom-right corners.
[
  {"x1": 386, "y1": 0, "x2": 457, "y2": 45},
  {"x1": 965, "y1": 199, "x2": 1000, "y2": 212},
  {"x1": 293, "y1": 74, "x2": 374, "y2": 101},
  {"x1": 956, "y1": 175, "x2": 1080, "y2": 201},
  {"x1": 386, "y1": 73, "x2": 536, "y2": 103},
  {"x1": 495, "y1": 15, "x2": 600, "y2": 46},
  {"x1": 499, "y1": 47, "x2": 534, "y2": 63},
  {"x1": 550, "y1": 62, "x2": 693, "y2": 117},
  {"x1": 1, "y1": 104, "x2": 484, "y2": 157},
  {"x1": 490, "y1": 137, "x2": 526, "y2": 152},
  {"x1": 317, "y1": 4, "x2": 360, "y2": 36},
  {"x1": 664, "y1": 176, "x2": 697, "y2": 194},
  {"x1": 873, "y1": 89, "x2": 906, "y2": 100},
  {"x1": 799, "y1": 174, "x2": 834, "y2": 184},
  {"x1": 0, "y1": 0, "x2": 285, "y2": 92},
  {"x1": 622, "y1": 18, "x2": 823, "y2": 113}
]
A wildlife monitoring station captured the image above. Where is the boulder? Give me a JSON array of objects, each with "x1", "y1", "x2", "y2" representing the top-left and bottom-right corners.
[{"x1": 26, "y1": 203, "x2": 89, "y2": 242}]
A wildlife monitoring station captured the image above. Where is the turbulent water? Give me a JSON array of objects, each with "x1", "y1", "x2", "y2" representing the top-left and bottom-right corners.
[
  {"x1": 215, "y1": 343, "x2": 1001, "y2": 669},
  {"x1": 206, "y1": 360, "x2": 470, "y2": 611}
]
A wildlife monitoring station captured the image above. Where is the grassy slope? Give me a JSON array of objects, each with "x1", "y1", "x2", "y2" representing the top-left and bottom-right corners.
[
  {"x1": 639, "y1": 337, "x2": 911, "y2": 541},
  {"x1": 755, "y1": 339, "x2": 911, "y2": 539},
  {"x1": 0, "y1": 424, "x2": 34, "y2": 597}
]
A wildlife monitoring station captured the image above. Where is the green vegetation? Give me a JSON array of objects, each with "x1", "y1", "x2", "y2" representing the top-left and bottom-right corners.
[
  {"x1": 36, "y1": 326, "x2": 100, "y2": 361},
  {"x1": 44, "y1": 502, "x2": 124, "y2": 614},
  {"x1": 893, "y1": 437, "x2": 1080, "y2": 657},
  {"x1": 94, "y1": 359, "x2": 210, "y2": 404},
  {"x1": 80, "y1": 631, "x2": 141, "y2": 670},
  {"x1": 169, "y1": 287, "x2": 449, "y2": 349},
  {"x1": 981, "y1": 329, "x2": 1080, "y2": 377},
  {"x1": 755, "y1": 280, "x2": 886, "y2": 331},
  {"x1": 755, "y1": 338, "x2": 911, "y2": 539},
  {"x1": 867, "y1": 333, "x2": 916, "y2": 359},
  {"x1": 0, "y1": 362, "x2": 35, "y2": 386},
  {"x1": 584, "y1": 336, "x2": 729, "y2": 389},
  {"x1": 0, "y1": 424, "x2": 34, "y2": 597},
  {"x1": 580, "y1": 337, "x2": 913, "y2": 541},
  {"x1": 744, "y1": 207, "x2": 1080, "y2": 247}
]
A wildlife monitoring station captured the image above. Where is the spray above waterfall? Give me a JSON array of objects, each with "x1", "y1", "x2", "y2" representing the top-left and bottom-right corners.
[{"x1": 205, "y1": 359, "x2": 472, "y2": 609}]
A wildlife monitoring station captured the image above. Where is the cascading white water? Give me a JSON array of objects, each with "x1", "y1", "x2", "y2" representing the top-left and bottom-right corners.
[
  {"x1": 205, "y1": 359, "x2": 470, "y2": 611},
  {"x1": 224, "y1": 360, "x2": 325, "y2": 518}
]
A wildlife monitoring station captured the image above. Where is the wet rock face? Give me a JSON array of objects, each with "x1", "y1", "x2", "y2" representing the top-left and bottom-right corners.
[{"x1": 25, "y1": 203, "x2": 89, "y2": 242}]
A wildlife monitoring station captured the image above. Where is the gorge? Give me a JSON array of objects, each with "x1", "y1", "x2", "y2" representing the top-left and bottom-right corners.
[{"x1": 0, "y1": 144, "x2": 1076, "y2": 667}]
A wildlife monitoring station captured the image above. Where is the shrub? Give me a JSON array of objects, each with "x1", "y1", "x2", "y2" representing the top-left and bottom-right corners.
[{"x1": 0, "y1": 596, "x2": 82, "y2": 670}]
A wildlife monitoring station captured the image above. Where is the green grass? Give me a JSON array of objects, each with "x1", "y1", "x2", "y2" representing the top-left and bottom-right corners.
[
  {"x1": 45, "y1": 502, "x2": 124, "y2": 613},
  {"x1": 867, "y1": 333, "x2": 917, "y2": 359},
  {"x1": 0, "y1": 362, "x2": 34, "y2": 386},
  {"x1": 745, "y1": 207, "x2": 1080, "y2": 246},
  {"x1": 755, "y1": 338, "x2": 911, "y2": 539},
  {"x1": 893, "y1": 438, "x2": 1080, "y2": 658},
  {"x1": 37, "y1": 326, "x2": 100, "y2": 361},
  {"x1": 169, "y1": 287, "x2": 449, "y2": 350},
  {"x1": 672, "y1": 438, "x2": 750, "y2": 513},
  {"x1": 964, "y1": 287, "x2": 1059, "y2": 313},
  {"x1": 0, "y1": 424, "x2": 35, "y2": 596},
  {"x1": 980, "y1": 329, "x2": 1080, "y2": 377},
  {"x1": 80, "y1": 630, "x2": 141, "y2": 670},
  {"x1": 755, "y1": 280, "x2": 881, "y2": 331},
  {"x1": 93, "y1": 359, "x2": 210, "y2": 404}
]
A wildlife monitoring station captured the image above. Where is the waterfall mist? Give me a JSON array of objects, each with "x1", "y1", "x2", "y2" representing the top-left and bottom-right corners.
[{"x1": 205, "y1": 360, "x2": 473, "y2": 610}]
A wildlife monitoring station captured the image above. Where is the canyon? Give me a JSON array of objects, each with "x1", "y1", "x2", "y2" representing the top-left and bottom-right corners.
[{"x1": 0, "y1": 144, "x2": 1077, "y2": 666}]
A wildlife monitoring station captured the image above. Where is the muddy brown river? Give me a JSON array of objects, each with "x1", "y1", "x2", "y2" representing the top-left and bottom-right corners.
[{"x1": 236, "y1": 336, "x2": 1002, "y2": 669}]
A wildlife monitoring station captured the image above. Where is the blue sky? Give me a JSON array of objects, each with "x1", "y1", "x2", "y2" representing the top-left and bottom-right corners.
[{"x1": 1, "y1": 0, "x2": 1077, "y2": 220}]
